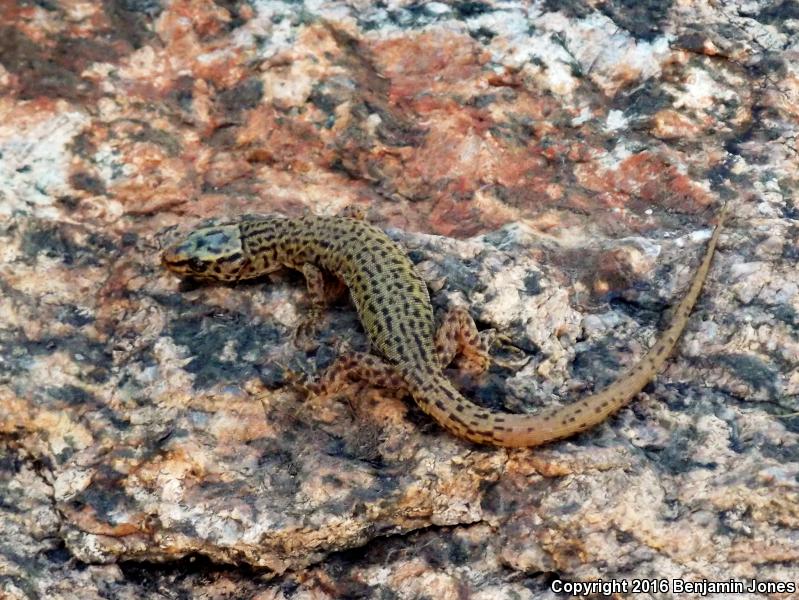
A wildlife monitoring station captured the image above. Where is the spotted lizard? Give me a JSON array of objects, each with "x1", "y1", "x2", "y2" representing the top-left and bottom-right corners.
[{"x1": 161, "y1": 208, "x2": 725, "y2": 447}]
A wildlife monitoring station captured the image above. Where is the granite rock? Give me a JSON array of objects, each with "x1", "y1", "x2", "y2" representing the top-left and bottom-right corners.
[{"x1": 1, "y1": 0, "x2": 797, "y2": 598}]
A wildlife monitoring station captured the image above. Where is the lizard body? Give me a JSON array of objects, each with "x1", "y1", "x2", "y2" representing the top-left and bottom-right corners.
[{"x1": 162, "y1": 210, "x2": 725, "y2": 447}]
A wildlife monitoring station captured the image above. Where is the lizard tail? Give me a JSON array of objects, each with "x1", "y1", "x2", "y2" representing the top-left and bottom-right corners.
[{"x1": 405, "y1": 207, "x2": 727, "y2": 447}]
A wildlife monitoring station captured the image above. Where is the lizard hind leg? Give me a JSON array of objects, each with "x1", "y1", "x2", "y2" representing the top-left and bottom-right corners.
[
  {"x1": 312, "y1": 351, "x2": 407, "y2": 397},
  {"x1": 434, "y1": 306, "x2": 493, "y2": 375}
]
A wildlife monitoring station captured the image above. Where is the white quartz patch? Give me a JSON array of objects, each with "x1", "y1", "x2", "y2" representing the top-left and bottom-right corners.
[{"x1": 0, "y1": 105, "x2": 89, "y2": 218}]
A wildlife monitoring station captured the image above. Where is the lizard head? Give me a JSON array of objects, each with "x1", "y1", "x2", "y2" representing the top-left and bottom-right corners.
[{"x1": 161, "y1": 224, "x2": 249, "y2": 282}]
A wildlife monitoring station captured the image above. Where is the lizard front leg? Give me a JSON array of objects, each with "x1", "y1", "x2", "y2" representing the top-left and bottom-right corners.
[
  {"x1": 295, "y1": 262, "x2": 343, "y2": 347},
  {"x1": 337, "y1": 205, "x2": 367, "y2": 220}
]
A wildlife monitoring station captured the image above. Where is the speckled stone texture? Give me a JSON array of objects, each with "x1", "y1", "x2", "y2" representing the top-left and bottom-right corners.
[{"x1": 1, "y1": 0, "x2": 797, "y2": 598}]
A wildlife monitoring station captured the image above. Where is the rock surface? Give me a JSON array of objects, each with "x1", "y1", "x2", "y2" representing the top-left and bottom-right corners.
[{"x1": 1, "y1": 0, "x2": 798, "y2": 598}]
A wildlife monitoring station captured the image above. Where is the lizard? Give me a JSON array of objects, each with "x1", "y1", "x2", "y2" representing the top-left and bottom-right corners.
[{"x1": 161, "y1": 208, "x2": 726, "y2": 447}]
